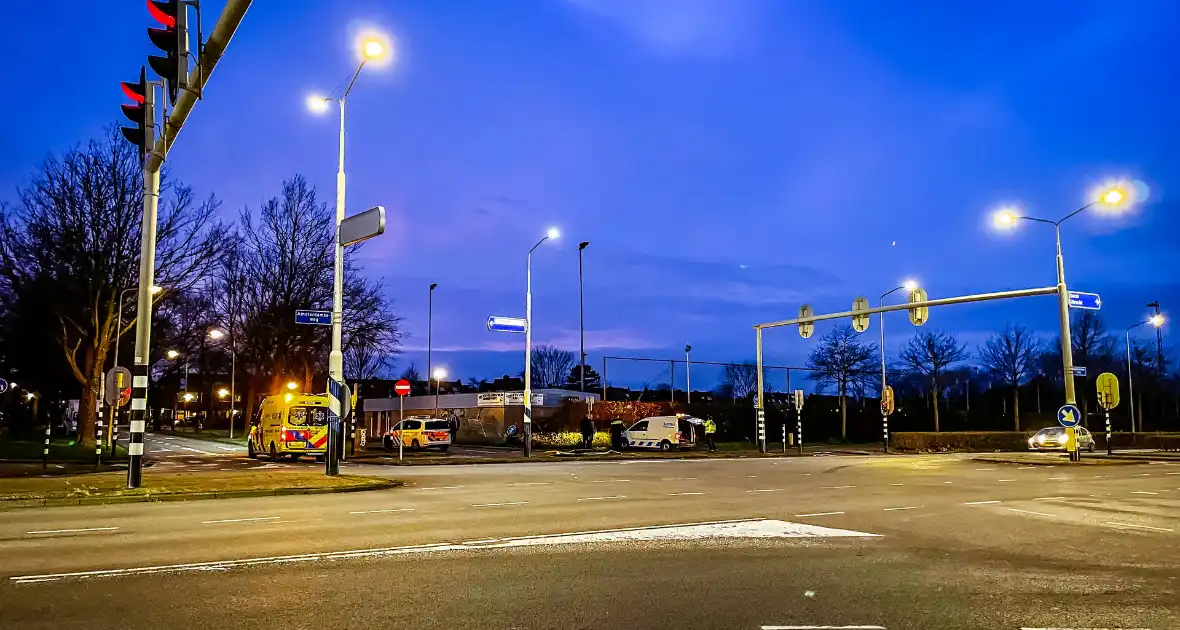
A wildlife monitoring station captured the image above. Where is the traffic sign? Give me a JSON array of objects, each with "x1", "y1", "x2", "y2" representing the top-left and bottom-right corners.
[
  {"x1": 104, "y1": 367, "x2": 132, "y2": 407},
  {"x1": 852, "y1": 297, "x2": 870, "y2": 333},
  {"x1": 1057, "y1": 403, "x2": 1081, "y2": 428},
  {"x1": 0, "y1": 378, "x2": 7, "y2": 394},
  {"x1": 881, "y1": 385, "x2": 895, "y2": 416},
  {"x1": 394, "y1": 379, "x2": 411, "y2": 397},
  {"x1": 296, "y1": 310, "x2": 332, "y2": 326},
  {"x1": 339, "y1": 205, "x2": 386, "y2": 247},
  {"x1": 793, "y1": 389, "x2": 804, "y2": 411},
  {"x1": 798, "y1": 305, "x2": 814, "y2": 339},
  {"x1": 328, "y1": 377, "x2": 352, "y2": 420},
  {"x1": 1068, "y1": 291, "x2": 1102, "y2": 310},
  {"x1": 487, "y1": 316, "x2": 527, "y2": 333},
  {"x1": 1070, "y1": 366, "x2": 1087, "y2": 377},
  {"x1": 908, "y1": 288, "x2": 929, "y2": 326},
  {"x1": 1096, "y1": 372, "x2": 1120, "y2": 410}
]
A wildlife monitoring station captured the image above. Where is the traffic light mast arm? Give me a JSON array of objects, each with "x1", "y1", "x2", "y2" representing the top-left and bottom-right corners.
[{"x1": 145, "y1": 0, "x2": 251, "y2": 173}]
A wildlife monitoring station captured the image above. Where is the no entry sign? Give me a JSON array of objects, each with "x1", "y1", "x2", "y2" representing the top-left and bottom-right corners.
[{"x1": 395, "y1": 379, "x2": 411, "y2": 397}]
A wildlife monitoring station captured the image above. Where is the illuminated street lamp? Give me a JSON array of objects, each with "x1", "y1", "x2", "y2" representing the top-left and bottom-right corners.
[
  {"x1": 432, "y1": 367, "x2": 447, "y2": 410},
  {"x1": 166, "y1": 349, "x2": 179, "y2": 360},
  {"x1": 523, "y1": 227, "x2": 559, "y2": 457},
  {"x1": 879, "y1": 279, "x2": 920, "y2": 450},
  {"x1": 208, "y1": 328, "x2": 236, "y2": 438},
  {"x1": 1126, "y1": 314, "x2": 1165, "y2": 432},
  {"x1": 218, "y1": 388, "x2": 230, "y2": 399},
  {"x1": 286, "y1": 381, "x2": 299, "y2": 392}
]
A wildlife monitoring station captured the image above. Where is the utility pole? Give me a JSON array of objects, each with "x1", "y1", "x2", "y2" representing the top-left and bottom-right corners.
[{"x1": 578, "y1": 242, "x2": 589, "y2": 392}]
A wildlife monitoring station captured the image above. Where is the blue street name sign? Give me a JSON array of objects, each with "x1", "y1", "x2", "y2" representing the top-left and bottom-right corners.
[
  {"x1": 1057, "y1": 404, "x2": 1081, "y2": 428},
  {"x1": 1071, "y1": 366, "x2": 1087, "y2": 377},
  {"x1": 296, "y1": 310, "x2": 332, "y2": 326},
  {"x1": 1068, "y1": 291, "x2": 1102, "y2": 310},
  {"x1": 487, "y1": 316, "x2": 527, "y2": 333}
]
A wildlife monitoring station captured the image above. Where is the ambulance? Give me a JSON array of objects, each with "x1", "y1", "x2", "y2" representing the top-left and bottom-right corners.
[
  {"x1": 248, "y1": 393, "x2": 331, "y2": 461},
  {"x1": 621, "y1": 414, "x2": 700, "y2": 451}
]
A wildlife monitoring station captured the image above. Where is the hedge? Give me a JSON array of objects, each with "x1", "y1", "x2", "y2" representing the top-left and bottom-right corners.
[{"x1": 891, "y1": 432, "x2": 1033, "y2": 452}]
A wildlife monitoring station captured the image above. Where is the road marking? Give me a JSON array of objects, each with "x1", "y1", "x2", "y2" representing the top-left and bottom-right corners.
[
  {"x1": 889, "y1": 483, "x2": 904, "y2": 486},
  {"x1": 216, "y1": 445, "x2": 238, "y2": 451},
  {"x1": 507, "y1": 482, "x2": 553, "y2": 486},
  {"x1": 1092, "y1": 475, "x2": 1107, "y2": 479},
  {"x1": 669, "y1": 492, "x2": 708, "y2": 496},
  {"x1": 1033, "y1": 496, "x2": 1067, "y2": 501},
  {"x1": 201, "y1": 516, "x2": 280, "y2": 525},
  {"x1": 472, "y1": 501, "x2": 531, "y2": 508},
  {"x1": 747, "y1": 488, "x2": 785, "y2": 493},
  {"x1": 1165, "y1": 472, "x2": 1180, "y2": 475},
  {"x1": 1007, "y1": 508, "x2": 1057, "y2": 517},
  {"x1": 1104, "y1": 521, "x2": 1173, "y2": 532},
  {"x1": 1017, "y1": 466, "x2": 1036, "y2": 470},
  {"x1": 762, "y1": 626, "x2": 886, "y2": 629},
  {"x1": 1048, "y1": 477, "x2": 1068, "y2": 480},
  {"x1": 746, "y1": 475, "x2": 758, "y2": 478},
  {"x1": 662, "y1": 477, "x2": 698, "y2": 481},
  {"x1": 26, "y1": 527, "x2": 119, "y2": 535},
  {"x1": 974, "y1": 467, "x2": 992, "y2": 471},
  {"x1": 176, "y1": 445, "x2": 213, "y2": 454},
  {"x1": 997, "y1": 479, "x2": 1017, "y2": 482},
  {"x1": 349, "y1": 508, "x2": 415, "y2": 515},
  {"x1": 590, "y1": 479, "x2": 630, "y2": 484},
  {"x1": 795, "y1": 511, "x2": 844, "y2": 517},
  {"x1": 1133, "y1": 473, "x2": 1152, "y2": 477},
  {"x1": 575, "y1": 495, "x2": 626, "y2": 501},
  {"x1": 963, "y1": 500, "x2": 1001, "y2": 506},
  {"x1": 883, "y1": 506, "x2": 920, "y2": 511},
  {"x1": 1131, "y1": 491, "x2": 1160, "y2": 495},
  {"x1": 1020, "y1": 627, "x2": 1151, "y2": 630},
  {"x1": 822, "y1": 485, "x2": 855, "y2": 489},
  {"x1": 417, "y1": 486, "x2": 465, "y2": 491}
]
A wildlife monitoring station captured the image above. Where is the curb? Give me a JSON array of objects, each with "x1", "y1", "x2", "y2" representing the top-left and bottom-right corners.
[
  {"x1": 0, "y1": 479, "x2": 398, "y2": 511},
  {"x1": 973, "y1": 455, "x2": 1146, "y2": 467}
]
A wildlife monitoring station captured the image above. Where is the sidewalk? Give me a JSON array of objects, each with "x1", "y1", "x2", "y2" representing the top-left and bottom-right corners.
[{"x1": 0, "y1": 470, "x2": 397, "y2": 510}]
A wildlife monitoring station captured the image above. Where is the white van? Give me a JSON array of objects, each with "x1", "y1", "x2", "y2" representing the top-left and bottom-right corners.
[{"x1": 621, "y1": 415, "x2": 700, "y2": 451}]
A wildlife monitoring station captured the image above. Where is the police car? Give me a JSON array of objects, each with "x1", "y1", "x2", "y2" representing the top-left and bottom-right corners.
[{"x1": 621, "y1": 415, "x2": 701, "y2": 451}]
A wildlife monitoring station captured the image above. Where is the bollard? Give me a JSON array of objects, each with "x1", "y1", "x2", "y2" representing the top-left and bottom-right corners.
[
  {"x1": 883, "y1": 416, "x2": 890, "y2": 454},
  {"x1": 782, "y1": 423, "x2": 786, "y2": 453},
  {"x1": 96, "y1": 413, "x2": 104, "y2": 468},
  {"x1": 42, "y1": 423, "x2": 51, "y2": 468},
  {"x1": 796, "y1": 415, "x2": 803, "y2": 456},
  {"x1": 1105, "y1": 411, "x2": 1112, "y2": 456}
]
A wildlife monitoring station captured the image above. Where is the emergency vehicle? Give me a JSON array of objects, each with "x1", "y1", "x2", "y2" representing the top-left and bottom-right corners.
[
  {"x1": 621, "y1": 414, "x2": 700, "y2": 451},
  {"x1": 382, "y1": 416, "x2": 452, "y2": 452},
  {"x1": 248, "y1": 393, "x2": 330, "y2": 461}
]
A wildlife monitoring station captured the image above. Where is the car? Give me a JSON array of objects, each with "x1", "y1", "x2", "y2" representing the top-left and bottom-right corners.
[
  {"x1": 383, "y1": 416, "x2": 452, "y2": 452},
  {"x1": 621, "y1": 415, "x2": 699, "y2": 451},
  {"x1": 1028, "y1": 426, "x2": 1094, "y2": 452}
]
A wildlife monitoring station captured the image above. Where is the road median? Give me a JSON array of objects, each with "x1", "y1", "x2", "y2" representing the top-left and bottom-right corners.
[
  {"x1": 0, "y1": 470, "x2": 398, "y2": 510},
  {"x1": 973, "y1": 452, "x2": 1153, "y2": 466}
]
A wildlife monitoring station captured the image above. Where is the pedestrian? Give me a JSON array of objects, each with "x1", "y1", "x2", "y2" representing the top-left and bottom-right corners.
[
  {"x1": 580, "y1": 415, "x2": 595, "y2": 449},
  {"x1": 704, "y1": 416, "x2": 717, "y2": 452},
  {"x1": 610, "y1": 418, "x2": 625, "y2": 450}
]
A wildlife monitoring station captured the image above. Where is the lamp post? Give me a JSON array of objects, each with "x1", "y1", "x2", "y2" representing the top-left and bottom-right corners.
[
  {"x1": 208, "y1": 328, "x2": 235, "y2": 438},
  {"x1": 524, "y1": 228, "x2": 560, "y2": 457},
  {"x1": 578, "y1": 241, "x2": 589, "y2": 392},
  {"x1": 993, "y1": 182, "x2": 1130, "y2": 460},
  {"x1": 1126, "y1": 314, "x2": 1165, "y2": 433},
  {"x1": 880, "y1": 280, "x2": 918, "y2": 451},
  {"x1": 685, "y1": 344, "x2": 692, "y2": 404},
  {"x1": 428, "y1": 283, "x2": 438, "y2": 396},
  {"x1": 432, "y1": 367, "x2": 447, "y2": 412}
]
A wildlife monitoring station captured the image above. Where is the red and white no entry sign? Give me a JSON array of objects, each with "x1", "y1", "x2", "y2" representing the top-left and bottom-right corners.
[{"x1": 395, "y1": 379, "x2": 411, "y2": 397}]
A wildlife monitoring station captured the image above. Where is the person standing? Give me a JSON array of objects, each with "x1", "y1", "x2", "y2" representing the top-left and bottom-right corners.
[
  {"x1": 610, "y1": 418, "x2": 625, "y2": 450},
  {"x1": 704, "y1": 417, "x2": 717, "y2": 452},
  {"x1": 580, "y1": 415, "x2": 595, "y2": 449}
]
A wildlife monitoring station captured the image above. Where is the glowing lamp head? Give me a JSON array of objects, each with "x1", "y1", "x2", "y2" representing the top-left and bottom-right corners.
[
  {"x1": 546, "y1": 227, "x2": 560, "y2": 240},
  {"x1": 362, "y1": 38, "x2": 386, "y2": 61},
  {"x1": 432, "y1": 367, "x2": 448, "y2": 381},
  {"x1": 286, "y1": 381, "x2": 298, "y2": 391},
  {"x1": 182, "y1": 393, "x2": 194, "y2": 402},
  {"x1": 25, "y1": 391, "x2": 35, "y2": 401},
  {"x1": 218, "y1": 388, "x2": 230, "y2": 399},
  {"x1": 1149, "y1": 314, "x2": 1165, "y2": 328},
  {"x1": 992, "y1": 208, "x2": 1020, "y2": 229},
  {"x1": 166, "y1": 350, "x2": 179, "y2": 360},
  {"x1": 208, "y1": 328, "x2": 224, "y2": 340},
  {"x1": 902, "y1": 279, "x2": 919, "y2": 292},
  {"x1": 355, "y1": 30, "x2": 394, "y2": 66},
  {"x1": 306, "y1": 94, "x2": 330, "y2": 114},
  {"x1": 284, "y1": 393, "x2": 293, "y2": 403},
  {"x1": 149, "y1": 285, "x2": 163, "y2": 295},
  {"x1": 1101, "y1": 188, "x2": 1124, "y2": 206}
]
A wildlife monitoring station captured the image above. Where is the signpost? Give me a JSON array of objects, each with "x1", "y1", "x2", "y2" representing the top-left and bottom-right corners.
[
  {"x1": 793, "y1": 389, "x2": 805, "y2": 455},
  {"x1": 394, "y1": 378, "x2": 410, "y2": 463},
  {"x1": 881, "y1": 385, "x2": 895, "y2": 452},
  {"x1": 851, "y1": 297, "x2": 870, "y2": 333},
  {"x1": 0, "y1": 378, "x2": 7, "y2": 394},
  {"x1": 296, "y1": 310, "x2": 332, "y2": 326},
  {"x1": 1058, "y1": 403, "x2": 1082, "y2": 461},
  {"x1": 1096, "y1": 372, "x2": 1120, "y2": 455},
  {"x1": 487, "y1": 316, "x2": 527, "y2": 333},
  {"x1": 908, "y1": 288, "x2": 929, "y2": 326},
  {"x1": 338, "y1": 205, "x2": 386, "y2": 247},
  {"x1": 104, "y1": 367, "x2": 132, "y2": 407},
  {"x1": 1067, "y1": 291, "x2": 1102, "y2": 310}
]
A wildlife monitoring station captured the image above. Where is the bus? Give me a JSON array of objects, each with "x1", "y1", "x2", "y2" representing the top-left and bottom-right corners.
[{"x1": 248, "y1": 393, "x2": 330, "y2": 461}]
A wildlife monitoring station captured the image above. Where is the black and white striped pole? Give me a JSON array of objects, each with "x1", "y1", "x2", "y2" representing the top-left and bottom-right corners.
[
  {"x1": 96, "y1": 407, "x2": 104, "y2": 468},
  {"x1": 42, "y1": 421, "x2": 50, "y2": 469},
  {"x1": 1105, "y1": 410, "x2": 1112, "y2": 456},
  {"x1": 756, "y1": 328, "x2": 766, "y2": 453}
]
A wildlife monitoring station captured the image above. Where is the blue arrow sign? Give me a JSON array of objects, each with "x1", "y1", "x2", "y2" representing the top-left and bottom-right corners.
[
  {"x1": 1057, "y1": 403, "x2": 1081, "y2": 428},
  {"x1": 296, "y1": 309, "x2": 332, "y2": 325},
  {"x1": 1068, "y1": 291, "x2": 1101, "y2": 310},
  {"x1": 0, "y1": 378, "x2": 7, "y2": 394},
  {"x1": 487, "y1": 316, "x2": 527, "y2": 333}
]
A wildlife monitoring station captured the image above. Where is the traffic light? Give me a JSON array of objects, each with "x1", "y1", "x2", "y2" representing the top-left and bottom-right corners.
[
  {"x1": 147, "y1": 0, "x2": 188, "y2": 105},
  {"x1": 120, "y1": 66, "x2": 154, "y2": 161}
]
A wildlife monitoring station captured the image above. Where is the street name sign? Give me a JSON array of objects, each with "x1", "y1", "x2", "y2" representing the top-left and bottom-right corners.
[
  {"x1": 1096, "y1": 372, "x2": 1120, "y2": 410},
  {"x1": 487, "y1": 316, "x2": 527, "y2": 333},
  {"x1": 339, "y1": 205, "x2": 386, "y2": 247},
  {"x1": 1057, "y1": 403, "x2": 1081, "y2": 428},
  {"x1": 1068, "y1": 291, "x2": 1102, "y2": 310},
  {"x1": 296, "y1": 310, "x2": 332, "y2": 326},
  {"x1": 1071, "y1": 366, "x2": 1087, "y2": 377}
]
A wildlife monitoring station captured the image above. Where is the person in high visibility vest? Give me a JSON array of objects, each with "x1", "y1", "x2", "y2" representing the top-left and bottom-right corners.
[{"x1": 704, "y1": 417, "x2": 717, "y2": 452}]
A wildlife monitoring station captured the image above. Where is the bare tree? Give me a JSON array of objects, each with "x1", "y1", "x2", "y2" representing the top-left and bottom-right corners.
[
  {"x1": 806, "y1": 325, "x2": 878, "y2": 440},
  {"x1": 899, "y1": 330, "x2": 969, "y2": 432},
  {"x1": 531, "y1": 345, "x2": 576, "y2": 389},
  {"x1": 400, "y1": 363, "x2": 421, "y2": 382},
  {"x1": 721, "y1": 362, "x2": 758, "y2": 399},
  {"x1": 977, "y1": 324, "x2": 1040, "y2": 431},
  {"x1": 0, "y1": 129, "x2": 228, "y2": 445}
]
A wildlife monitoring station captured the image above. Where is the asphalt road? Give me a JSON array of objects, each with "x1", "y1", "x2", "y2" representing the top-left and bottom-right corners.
[{"x1": 2, "y1": 454, "x2": 1177, "y2": 628}]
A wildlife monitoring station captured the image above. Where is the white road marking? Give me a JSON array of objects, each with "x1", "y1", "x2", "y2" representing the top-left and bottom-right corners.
[
  {"x1": 176, "y1": 445, "x2": 213, "y2": 454},
  {"x1": 1017, "y1": 466, "x2": 1036, "y2": 470},
  {"x1": 1020, "y1": 627, "x2": 1151, "y2": 630},
  {"x1": 349, "y1": 508, "x2": 415, "y2": 515},
  {"x1": 747, "y1": 488, "x2": 785, "y2": 493},
  {"x1": 963, "y1": 500, "x2": 1001, "y2": 506},
  {"x1": 576, "y1": 495, "x2": 626, "y2": 501},
  {"x1": 822, "y1": 485, "x2": 855, "y2": 489},
  {"x1": 1007, "y1": 508, "x2": 1057, "y2": 517},
  {"x1": 763, "y1": 626, "x2": 886, "y2": 629},
  {"x1": 216, "y1": 446, "x2": 238, "y2": 451},
  {"x1": 1033, "y1": 496, "x2": 1067, "y2": 501},
  {"x1": 1133, "y1": 473, "x2": 1152, "y2": 477},
  {"x1": 507, "y1": 482, "x2": 553, "y2": 486},
  {"x1": 746, "y1": 475, "x2": 758, "y2": 478},
  {"x1": 795, "y1": 511, "x2": 844, "y2": 517},
  {"x1": 1092, "y1": 475, "x2": 1107, "y2": 479},
  {"x1": 1048, "y1": 477, "x2": 1068, "y2": 481},
  {"x1": 417, "y1": 486, "x2": 465, "y2": 491},
  {"x1": 661, "y1": 477, "x2": 698, "y2": 481},
  {"x1": 1104, "y1": 521, "x2": 1173, "y2": 532},
  {"x1": 26, "y1": 527, "x2": 119, "y2": 535},
  {"x1": 472, "y1": 501, "x2": 531, "y2": 508},
  {"x1": 668, "y1": 492, "x2": 708, "y2": 496},
  {"x1": 1165, "y1": 472, "x2": 1180, "y2": 475},
  {"x1": 974, "y1": 468, "x2": 992, "y2": 471},
  {"x1": 889, "y1": 483, "x2": 904, "y2": 486},
  {"x1": 883, "y1": 506, "x2": 920, "y2": 511},
  {"x1": 590, "y1": 479, "x2": 630, "y2": 484},
  {"x1": 201, "y1": 516, "x2": 280, "y2": 525},
  {"x1": 1131, "y1": 491, "x2": 1160, "y2": 495},
  {"x1": 943, "y1": 481, "x2": 953, "y2": 484},
  {"x1": 997, "y1": 479, "x2": 1017, "y2": 482}
]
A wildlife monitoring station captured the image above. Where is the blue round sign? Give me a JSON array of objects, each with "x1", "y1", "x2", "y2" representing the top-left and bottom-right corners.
[
  {"x1": 1057, "y1": 404, "x2": 1081, "y2": 428},
  {"x1": 0, "y1": 378, "x2": 7, "y2": 394}
]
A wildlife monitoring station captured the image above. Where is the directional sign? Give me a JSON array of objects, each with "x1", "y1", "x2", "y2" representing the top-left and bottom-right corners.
[
  {"x1": 394, "y1": 379, "x2": 411, "y2": 397},
  {"x1": 881, "y1": 385, "x2": 895, "y2": 416},
  {"x1": 105, "y1": 367, "x2": 132, "y2": 407},
  {"x1": 1070, "y1": 365, "x2": 1087, "y2": 377},
  {"x1": 0, "y1": 378, "x2": 7, "y2": 394},
  {"x1": 1096, "y1": 372, "x2": 1120, "y2": 410},
  {"x1": 908, "y1": 288, "x2": 929, "y2": 326},
  {"x1": 851, "y1": 297, "x2": 870, "y2": 333},
  {"x1": 339, "y1": 205, "x2": 386, "y2": 247},
  {"x1": 328, "y1": 377, "x2": 352, "y2": 420},
  {"x1": 1068, "y1": 291, "x2": 1102, "y2": 310},
  {"x1": 793, "y1": 389, "x2": 804, "y2": 412},
  {"x1": 296, "y1": 310, "x2": 332, "y2": 326},
  {"x1": 1057, "y1": 403, "x2": 1081, "y2": 428},
  {"x1": 798, "y1": 305, "x2": 814, "y2": 339},
  {"x1": 487, "y1": 316, "x2": 527, "y2": 333}
]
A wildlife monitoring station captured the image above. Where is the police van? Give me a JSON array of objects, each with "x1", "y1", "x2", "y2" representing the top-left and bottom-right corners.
[{"x1": 621, "y1": 414, "x2": 700, "y2": 451}]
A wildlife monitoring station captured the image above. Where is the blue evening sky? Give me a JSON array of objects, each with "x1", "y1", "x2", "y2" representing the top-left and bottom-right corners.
[{"x1": 2, "y1": 1, "x2": 1177, "y2": 389}]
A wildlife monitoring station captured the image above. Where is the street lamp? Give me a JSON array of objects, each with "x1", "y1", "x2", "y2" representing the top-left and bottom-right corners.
[
  {"x1": 1126, "y1": 314, "x2": 1165, "y2": 433},
  {"x1": 218, "y1": 388, "x2": 229, "y2": 399},
  {"x1": 432, "y1": 367, "x2": 447, "y2": 410},
  {"x1": 991, "y1": 183, "x2": 1132, "y2": 427},
  {"x1": 428, "y1": 283, "x2": 438, "y2": 397},
  {"x1": 308, "y1": 29, "x2": 393, "y2": 423},
  {"x1": 524, "y1": 227, "x2": 559, "y2": 457},
  {"x1": 879, "y1": 279, "x2": 919, "y2": 451},
  {"x1": 166, "y1": 349, "x2": 179, "y2": 360},
  {"x1": 208, "y1": 327, "x2": 236, "y2": 438},
  {"x1": 578, "y1": 241, "x2": 590, "y2": 392},
  {"x1": 286, "y1": 381, "x2": 299, "y2": 392}
]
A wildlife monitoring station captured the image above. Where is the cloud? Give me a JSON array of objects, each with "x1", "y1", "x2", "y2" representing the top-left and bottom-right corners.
[
  {"x1": 401, "y1": 326, "x2": 663, "y2": 353},
  {"x1": 564, "y1": 0, "x2": 763, "y2": 57}
]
